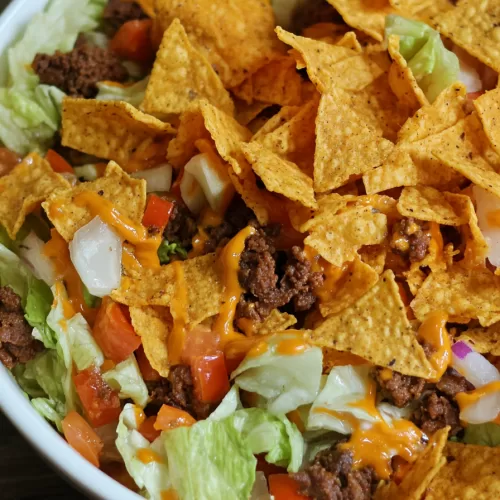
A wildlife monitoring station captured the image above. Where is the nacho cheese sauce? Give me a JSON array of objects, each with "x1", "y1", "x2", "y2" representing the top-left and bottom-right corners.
[
  {"x1": 136, "y1": 448, "x2": 164, "y2": 464},
  {"x1": 168, "y1": 260, "x2": 189, "y2": 364},
  {"x1": 456, "y1": 380, "x2": 500, "y2": 413}
]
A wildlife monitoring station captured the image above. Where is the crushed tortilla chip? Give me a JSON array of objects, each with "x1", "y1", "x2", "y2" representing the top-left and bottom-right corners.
[
  {"x1": 359, "y1": 244, "x2": 387, "y2": 274},
  {"x1": 456, "y1": 322, "x2": 500, "y2": 356},
  {"x1": 0, "y1": 153, "x2": 70, "y2": 239},
  {"x1": 432, "y1": 1, "x2": 500, "y2": 73},
  {"x1": 61, "y1": 98, "x2": 175, "y2": 168},
  {"x1": 241, "y1": 142, "x2": 317, "y2": 209},
  {"x1": 251, "y1": 105, "x2": 302, "y2": 141},
  {"x1": 314, "y1": 89, "x2": 394, "y2": 192},
  {"x1": 474, "y1": 88, "x2": 500, "y2": 158},
  {"x1": 154, "y1": 0, "x2": 281, "y2": 88},
  {"x1": 42, "y1": 161, "x2": 146, "y2": 241},
  {"x1": 387, "y1": 35, "x2": 428, "y2": 113},
  {"x1": 142, "y1": 19, "x2": 234, "y2": 117},
  {"x1": 235, "y1": 100, "x2": 270, "y2": 126},
  {"x1": 375, "y1": 426, "x2": 449, "y2": 500},
  {"x1": 238, "y1": 309, "x2": 297, "y2": 336},
  {"x1": 389, "y1": 0, "x2": 433, "y2": 15},
  {"x1": 426, "y1": 441, "x2": 500, "y2": 500},
  {"x1": 319, "y1": 257, "x2": 379, "y2": 317},
  {"x1": 411, "y1": 266, "x2": 500, "y2": 327},
  {"x1": 311, "y1": 270, "x2": 433, "y2": 378},
  {"x1": 276, "y1": 27, "x2": 384, "y2": 93},
  {"x1": 130, "y1": 306, "x2": 171, "y2": 377}
]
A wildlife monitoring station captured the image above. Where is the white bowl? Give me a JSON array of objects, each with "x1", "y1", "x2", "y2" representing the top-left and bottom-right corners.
[{"x1": 0, "y1": 1, "x2": 141, "y2": 498}]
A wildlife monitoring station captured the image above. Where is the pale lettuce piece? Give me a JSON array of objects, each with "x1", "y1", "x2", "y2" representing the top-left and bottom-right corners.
[
  {"x1": 96, "y1": 78, "x2": 149, "y2": 107},
  {"x1": 232, "y1": 333, "x2": 323, "y2": 414},
  {"x1": 103, "y1": 355, "x2": 148, "y2": 407},
  {"x1": 116, "y1": 404, "x2": 171, "y2": 500},
  {"x1": 209, "y1": 385, "x2": 243, "y2": 421},
  {"x1": 464, "y1": 423, "x2": 500, "y2": 447},
  {"x1": 385, "y1": 15, "x2": 459, "y2": 102},
  {"x1": 378, "y1": 402, "x2": 412, "y2": 424}
]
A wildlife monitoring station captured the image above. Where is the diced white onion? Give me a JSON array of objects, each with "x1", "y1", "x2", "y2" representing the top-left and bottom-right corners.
[
  {"x1": 131, "y1": 164, "x2": 172, "y2": 193},
  {"x1": 184, "y1": 153, "x2": 234, "y2": 213},
  {"x1": 250, "y1": 471, "x2": 271, "y2": 500},
  {"x1": 74, "y1": 164, "x2": 99, "y2": 181},
  {"x1": 453, "y1": 45, "x2": 483, "y2": 93},
  {"x1": 473, "y1": 186, "x2": 500, "y2": 267},
  {"x1": 452, "y1": 349, "x2": 500, "y2": 388},
  {"x1": 460, "y1": 391, "x2": 500, "y2": 424},
  {"x1": 180, "y1": 170, "x2": 207, "y2": 214},
  {"x1": 19, "y1": 231, "x2": 56, "y2": 286},
  {"x1": 69, "y1": 216, "x2": 122, "y2": 297}
]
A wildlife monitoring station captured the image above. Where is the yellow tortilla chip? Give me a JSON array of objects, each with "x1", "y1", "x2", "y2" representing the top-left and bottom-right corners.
[
  {"x1": 155, "y1": 0, "x2": 281, "y2": 88},
  {"x1": 234, "y1": 100, "x2": 270, "y2": 127},
  {"x1": 130, "y1": 306, "x2": 172, "y2": 377},
  {"x1": 276, "y1": 27, "x2": 384, "y2": 93},
  {"x1": 304, "y1": 203, "x2": 388, "y2": 267},
  {"x1": 359, "y1": 244, "x2": 387, "y2": 274},
  {"x1": 42, "y1": 161, "x2": 146, "y2": 241},
  {"x1": 432, "y1": 1, "x2": 500, "y2": 73},
  {"x1": 311, "y1": 270, "x2": 433, "y2": 377},
  {"x1": 426, "y1": 441, "x2": 500, "y2": 499},
  {"x1": 411, "y1": 266, "x2": 500, "y2": 327},
  {"x1": 142, "y1": 19, "x2": 234, "y2": 117},
  {"x1": 388, "y1": 0, "x2": 433, "y2": 15},
  {"x1": 336, "y1": 31, "x2": 363, "y2": 52},
  {"x1": 387, "y1": 35, "x2": 428, "y2": 114},
  {"x1": 319, "y1": 257, "x2": 380, "y2": 317},
  {"x1": 375, "y1": 426, "x2": 449, "y2": 500},
  {"x1": 0, "y1": 153, "x2": 70, "y2": 239},
  {"x1": 456, "y1": 322, "x2": 500, "y2": 356},
  {"x1": 61, "y1": 98, "x2": 175, "y2": 168},
  {"x1": 474, "y1": 88, "x2": 500, "y2": 158},
  {"x1": 251, "y1": 105, "x2": 302, "y2": 141},
  {"x1": 238, "y1": 309, "x2": 297, "y2": 336},
  {"x1": 241, "y1": 142, "x2": 317, "y2": 209},
  {"x1": 314, "y1": 89, "x2": 394, "y2": 192}
]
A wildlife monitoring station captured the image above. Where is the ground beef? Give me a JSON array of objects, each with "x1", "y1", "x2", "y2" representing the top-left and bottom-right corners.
[
  {"x1": 374, "y1": 368, "x2": 426, "y2": 408},
  {"x1": 147, "y1": 365, "x2": 213, "y2": 420},
  {"x1": 0, "y1": 287, "x2": 43, "y2": 369},
  {"x1": 294, "y1": 446, "x2": 378, "y2": 500},
  {"x1": 103, "y1": 0, "x2": 148, "y2": 35},
  {"x1": 33, "y1": 45, "x2": 128, "y2": 98},
  {"x1": 435, "y1": 367, "x2": 474, "y2": 398},
  {"x1": 163, "y1": 203, "x2": 198, "y2": 249},
  {"x1": 390, "y1": 217, "x2": 430, "y2": 263}
]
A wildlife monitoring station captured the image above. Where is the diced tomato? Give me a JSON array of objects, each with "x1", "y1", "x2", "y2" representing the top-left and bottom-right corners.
[
  {"x1": 467, "y1": 91, "x2": 484, "y2": 100},
  {"x1": 93, "y1": 297, "x2": 141, "y2": 363},
  {"x1": 46, "y1": 149, "x2": 74, "y2": 174},
  {"x1": 256, "y1": 455, "x2": 287, "y2": 479},
  {"x1": 181, "y1": 324, "x2": 219, "y2": 364},
  {"x1": 191, "y1": 352, "x2": 230, "y2": 403},
  {"x1": 73, "y1": 366, "x2": 122, "y2": 427},
  {"x1": 110, "y1": 19, "x2": 154, "y2": 64},
  {"x1": 139, "y1": 415, "x2": 161, "y2": 442},
  {"x1": 62, "y1": 411, "x2": 103, "y2": 467},
  {"x1": 268, "y1": 474, "x2": 310, "y2": 500},
  {"x1": 0, "y1": 147, "x2": 21, "y2": 176},
  {"x1": 153, "y1": 405, "x2": 196, "y2": 431},
  {"x1": 135, "y1": 346, "x2": 161, "y2": 381},
  {"x1": 142, "y1": 195, "x2": 175, "y2": 229}
]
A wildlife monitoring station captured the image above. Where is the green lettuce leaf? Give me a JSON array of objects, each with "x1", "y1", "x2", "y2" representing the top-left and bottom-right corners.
[
  {"x1": 103, "y1": 355, "x2": 148, "y2": 407},
  {"x1": 385, "y1": 15, "x2": 459, "y2": 102},
  {"x1": 96, "y1": 78, "x2": 149, "y2": 108},
  {"x1": 464, "y1": 423, "x2": 500, "y2": 447},
  {"x1": 231, "y1": 333, "x2": 323, "y2": 414}
]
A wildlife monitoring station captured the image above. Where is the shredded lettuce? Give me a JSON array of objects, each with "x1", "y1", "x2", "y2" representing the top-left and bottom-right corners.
[
  {"x1": 158, "y1": 240, "x2": 188, "y2": 265},
  {"x1": 96, "y1": 78, "x2": 149, "y2": 108},
  {"x1": 232, "y1": 333, "x2": 323, "y2": 414},
  {"x1": 102, "y1": 355, "x2": 148, "y2": 407},
  {"x1": 385, "y1": 15, "x2": 459, "y2": 102},
  {"x1": 464, "y1": 423, "x2": 500, "y2": 447},
  {"x1": 209, "y1": 385, "x2": 243, "y2": 421}
]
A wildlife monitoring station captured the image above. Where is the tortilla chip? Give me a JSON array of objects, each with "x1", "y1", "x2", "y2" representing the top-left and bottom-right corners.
[
  {"x1": 314, "y1": 89, "x2": 394, "y2": 192},
  {"x1": 336, "y1": 31, "x2": 363, "y2": 52},
  {"x1": 155, "y1": 0, "x2": 281, "y2": 88},
  {"x1": 251, "y1": 105, "x2": 302, "y2": 141},
  {"x1": 42, "y1": 161, "x2": 146, "y2": 241},
  {"x1": 61, "y1": 98, "x2": 175, "y2": 168},
  {"x1": 276, "y1": 27, "x2": 384, "y2": 93},
  {"x1": 142, "y1": 19, "x2": 234, "y2": 117},
  {"x1": 130, "y1": 306, "x2": 171, "y2": 377},
  {"x1": 456, "y1": 322, "x2": 500, "y2": 356},
  {"x1": 389, "y1": 0, "x2": 433, "y2": 15},
  {"x1": 241, "y1": 142, "x2": 317, "y2": 209},
  {"x1": 238, "y1": 309, "x2": 297, "y2": 336},
  {"x1": 0, "y1": 153, "x2": 70, "y2": 239},
  {"x1": 426, "y1": 442, "x2": 500, "y2": 499},
  {"x1": 474, "y1": 88, "x2": 500, "y2": 157},
  {"x1": 311, "y1": 270, "x2": 433, "y2": 378},
  {"x1": 375, "y1": 426, "x2": 449, "y2": 500},
  {"x1": 304, "y1": 203, "x2": 388, "y2": 267},
  {"x1": 411, "y1": 266, "x2": 500, "y2": 327},
  {"x1": 387, "y1": 35, "x2": 428, "y2": 114},
  {"x1": 432, "y1": 1, "x2": 500, "y2": 73},
  {"x1": 359, "y1": 244, "x2": 387, "y2": 274},
  {"x1": 397, "y1": 186, "x2": 470, "y2": 225},
  {"x1": 326, "y1": 0, "x2": 393, "y2": 41},
  {"x1": 235, "y1": 100, "x2": 270, "y2": 127},
  {"x1": 319, "y1": 257, "x2": 380, "y2": 317}
]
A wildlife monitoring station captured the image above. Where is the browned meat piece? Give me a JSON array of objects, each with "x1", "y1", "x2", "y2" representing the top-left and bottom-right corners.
[
  {"x1": 163, "y1": 203, "x2": 198, "y2": 249},
  {"x1": 374, "y1": 368, "x2": 426, "y2": 408},
  {"x1": 0, "y1": 287, "x2": 43, "y2": 369},
  {"x1": 103, "y1": 0, "x2": 148, "y2": 34},
  {"x1": 33, "y1": 45, "x2": 128, "y2": 98},
  {"x1": 294, "y1": 446, "x2": 378, "y2": 500},
  {"x1": 390, "y1": 217, "x2": 431, "y2": 263},
  {"x1": 436, "y1": 367, "x2": 474, "y2": 397},
  {"x1": 147, "y1": 365, "x2": 213, "y2": 420}
]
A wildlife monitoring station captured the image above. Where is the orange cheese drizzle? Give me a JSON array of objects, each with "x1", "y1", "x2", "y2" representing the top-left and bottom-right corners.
[
  {"x1": 456, "y1": 380, "x2": 500, "y2": 412},
  {"x1": 487, "y1": 209, "x2": 500, "y2": 228},
  {"x1": 168, "y1": 261, "x2": 188, "y2": 365},
  {"x1": 136, "y1": 448, "x2": 164, "y2": 464}
]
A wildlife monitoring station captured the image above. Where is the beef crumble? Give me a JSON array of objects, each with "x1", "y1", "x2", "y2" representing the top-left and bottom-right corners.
[
  {"x1": 374, "y1": 368, "x2": 426, "y2": 408},
  {"x1": 103, "y1": 0, "x2": 148, "y2": 35},
  {"x1": 33, "y1": 45, "x2": 128, "y2": 98},
  {"x1": 390, "y1": 217, "x2": 430, "y2": 263},
  {"x1": 294, "y1": 446, "x2": 378, "y2": 500},
  {"x1": 0, "y1": 287, "x2": 43, "y2": 369},
  {"x1": 163, "y1": 203, "x2": 198, "y2": 249},
  {"x1": 147, "y1": 364, "x2": 213, "y2": 420}
]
